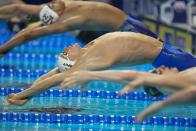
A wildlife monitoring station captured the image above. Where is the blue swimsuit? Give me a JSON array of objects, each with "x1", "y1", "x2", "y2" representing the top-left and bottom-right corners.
[
  {"x1": 119, "y1": 16, "x2": 158, "y2": 39},
  {"x1": 152, "y1": 42, "x2": 196, "y2": 71},
  {"x1": 120, "y1": 16, "x2": 196, "y2": 71}
]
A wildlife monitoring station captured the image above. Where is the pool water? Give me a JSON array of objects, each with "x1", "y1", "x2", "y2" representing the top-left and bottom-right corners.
[
  {"x1": 1, "y1": 122, "x2": 196, "y2": 131},
  {"x1": 1, "y1": 96, "x2": 196, "y2": 118},
  {"x1": 0, "y1": 20, "x2": 196, "y2": 130}
]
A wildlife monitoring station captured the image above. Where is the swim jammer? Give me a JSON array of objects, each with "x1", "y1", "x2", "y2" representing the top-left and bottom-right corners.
[
  {"x1": 152, "y1": 42, "x2": 196, "y2": 71},
  {"x1": 119, "y1": 16, "x2": 158, "y2": 39}
]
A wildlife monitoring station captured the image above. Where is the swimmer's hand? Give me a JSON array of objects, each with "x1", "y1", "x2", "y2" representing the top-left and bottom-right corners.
[
  {"x1": 135, "y1": 87, "x2": 196, "y2": 123},
  {"x1": 119, "y1": 78, "x2": 145, "y2": 95},
  {"x1": 156, "y1": 66, "x2": 178, "y2": 75},
  {"x1": 60, "y1": 71, "x2": 91, "y2": 92},
  {"x1": 5, "y1": 93, "x2": 29, "y2": 106}
]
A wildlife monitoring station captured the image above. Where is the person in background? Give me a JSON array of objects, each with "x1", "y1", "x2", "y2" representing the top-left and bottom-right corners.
[
  {"x1": 0, "y1": 0, "x2": 158, "y2": 57},
  {"x1": 172, "y1": 0, "x2": 188, "y2": 23}
]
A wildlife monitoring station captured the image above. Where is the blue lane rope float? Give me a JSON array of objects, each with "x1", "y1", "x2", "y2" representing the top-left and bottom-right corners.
[
  {"x1": 0, "y1": 112, "x2": 195, "y2": 127},
  {"x1": 0, "y1": 88, "x2": 195, "y2": 127},
  {"x1": 0, "y1": 66, "x2": 151, "y2": 78},
  {"x1": 0, "y1": 88, "x2": 165, "y2": 101}
]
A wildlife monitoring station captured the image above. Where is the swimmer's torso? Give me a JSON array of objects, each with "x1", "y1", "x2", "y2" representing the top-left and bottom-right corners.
[
  {"x1": 60, "y1": 1, "x2": 127, "y2": 31},
  {"x1": 84, "y1": 32, "x2": 163, "y2": 67}
]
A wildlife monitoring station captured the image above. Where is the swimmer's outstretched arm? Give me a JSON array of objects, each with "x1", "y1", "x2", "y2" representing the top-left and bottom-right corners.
[
  {"x1": 135, "y1": 86, "x2": 196, "y2": 123},
  {"x1": 60, "y1": 70, "x2": 156, "y2": 89},
  {"x1": 5, "y1": 67, "x2": 60, "y2": 105},
  {"x1": 33, "y1": 67, "x2": 60, "y2": 84},
  {"x1": 0, "y1": 16, "x2": 85, "y2": 55},
  {"x1": 5, "y1": 71, "x2": 66, "y2": 105},
  {"x1": 0, "y1": 4, "x2": 42, "y2": 16},
  {"x1": 119, "y1": 73, "x2": 189, "y2": 95}
]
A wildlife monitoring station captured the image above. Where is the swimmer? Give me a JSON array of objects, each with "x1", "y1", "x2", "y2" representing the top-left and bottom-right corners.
[
  {"x1": 0, "y1": 0, "x2": 157, "y2": 56},
  {"x1": 118, "y1": 67, "x2": 196, "y2": 122},
  {"x1": 5, "y1": 32, "x2": 196, "y2": 105}
]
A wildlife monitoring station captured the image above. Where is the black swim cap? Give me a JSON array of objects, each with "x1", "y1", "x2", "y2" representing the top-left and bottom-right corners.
[{"x1": 143, "y1": 69, "x2": 164, "y2": 98}]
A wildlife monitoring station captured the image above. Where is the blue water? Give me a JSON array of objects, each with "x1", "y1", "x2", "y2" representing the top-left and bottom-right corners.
[
  {"x1": 0, "y1": 20, "x2": 196, "y2": 130},
  {"x1": 1, "y1": 96, "x2": 196, "y2": 118},
  {"x1": 2, "y1": 122, "x2": 196, "y2": 131}
]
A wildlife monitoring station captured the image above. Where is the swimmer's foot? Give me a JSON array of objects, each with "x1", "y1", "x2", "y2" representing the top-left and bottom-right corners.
[{"x1": 5, "y1": 93, "x2": 29, "y2": 106}]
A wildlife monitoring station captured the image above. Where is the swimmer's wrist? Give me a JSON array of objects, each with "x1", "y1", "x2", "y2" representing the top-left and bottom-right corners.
[
  {"x1": 87, "y1": 71, "x2": 102, "y2": 81},
  {"x1": 14, "y1": 93, "x2": 32, "y2": 100}
]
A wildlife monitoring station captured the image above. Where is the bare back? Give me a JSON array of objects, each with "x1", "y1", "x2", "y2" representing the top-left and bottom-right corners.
[
  {"x1": 82, "y1": 32, "x2": 163, "y2": 68},
  {"x1": 61, "y1": 1, "x2": 127, "y2": 31}
]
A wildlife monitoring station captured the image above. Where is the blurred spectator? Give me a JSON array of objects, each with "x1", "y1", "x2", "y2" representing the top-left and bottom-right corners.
[
  {"x1": 172, "y1": 0, "x2": 188, "y2": 23},
  {"x1": 161, "y1": 0, "x2": 188, "y2": 24}
]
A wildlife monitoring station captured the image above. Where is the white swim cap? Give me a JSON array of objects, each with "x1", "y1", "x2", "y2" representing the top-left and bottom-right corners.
[
  {"x1": 57, "y1": 54, "x2": 75, "y2": 72},
  {"x1": 39, "y1": 5, "x2": 59, "y2": 25}
]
